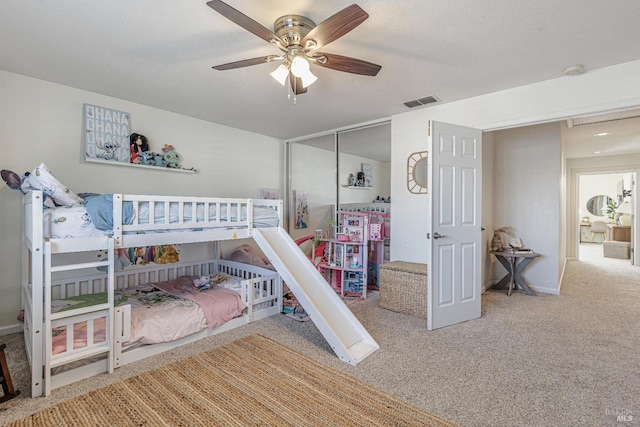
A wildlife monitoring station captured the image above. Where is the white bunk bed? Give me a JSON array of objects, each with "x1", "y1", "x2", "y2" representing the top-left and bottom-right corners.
[{"x1": 22, "y1": 190, "x2": 283, "y2": 397}]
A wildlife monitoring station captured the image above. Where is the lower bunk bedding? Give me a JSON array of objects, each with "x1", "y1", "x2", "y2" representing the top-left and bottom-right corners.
[
  {"x1": 43, "y1": 259, "x2": 281, "y2": 389},
  {"x1": 51, "y1": 276, "x2": 245, "y2": 354}
]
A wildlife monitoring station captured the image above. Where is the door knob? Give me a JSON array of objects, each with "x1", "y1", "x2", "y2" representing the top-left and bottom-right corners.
[{"x1": 433, "y1": 232, "x2": 446, "y2": 239}]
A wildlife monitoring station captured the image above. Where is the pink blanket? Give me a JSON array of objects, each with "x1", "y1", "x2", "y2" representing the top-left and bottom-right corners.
[
  {"x1": 152, "y1": 276, "x2": 246, "y2": 328},
  {"x1": 52, "y1": 319, "x2": 107, "y2": 355},
  {"x1": 51, "y1": 276, "x2": 246, "y2": 355}
]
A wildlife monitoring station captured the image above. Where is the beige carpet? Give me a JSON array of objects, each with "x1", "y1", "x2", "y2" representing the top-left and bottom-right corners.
[{"x1": 5, "y1": 334, "x2": 457, "y2": 427}]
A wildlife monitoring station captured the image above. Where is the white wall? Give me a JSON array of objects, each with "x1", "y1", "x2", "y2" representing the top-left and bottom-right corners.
[
  {"x1": 482, "y1": 133, "x2": 496, "y2": 286},
  {"x1": 492, "y1": 123, "x2": 562, "y2": 292},
  {"x1": 390, "y1": 59, "x2": 640, "y2": 292},
  {"x1": 390, "y1": 117, "x2": 430, "y2": 263},
  {"x1": 0, "y1": 70, "x2": 283, "y2": 329}
]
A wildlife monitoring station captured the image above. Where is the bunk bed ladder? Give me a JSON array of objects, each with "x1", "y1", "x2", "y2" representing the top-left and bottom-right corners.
[{"x1": 42, "y1": 237, "x2": 115, "y2": 396}]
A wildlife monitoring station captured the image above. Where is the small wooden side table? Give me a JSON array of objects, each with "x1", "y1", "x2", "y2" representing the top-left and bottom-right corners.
[{"x1": 490, "y1": 250, "x2": 540, "y2": 296}]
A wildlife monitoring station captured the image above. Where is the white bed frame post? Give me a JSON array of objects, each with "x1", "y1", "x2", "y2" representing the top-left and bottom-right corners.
[
  {"x1": 23, "y1": 192, "x2": 44, "y2": 397},
  {"x1": 112, "y1": 194, "x2": 123, "y2": 247}
]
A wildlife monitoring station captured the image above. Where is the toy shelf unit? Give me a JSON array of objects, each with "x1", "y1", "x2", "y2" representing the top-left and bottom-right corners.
[{"x1": 318, "y1": 212, "x2": 369, "y2": 299}]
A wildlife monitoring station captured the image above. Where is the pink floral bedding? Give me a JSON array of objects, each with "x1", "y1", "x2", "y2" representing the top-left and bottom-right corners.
[
  {"x1": 152, "y1": 276, "x2": 246, "y2": 328},
  {"x1": 51, "y1": 276, "x2": 246, "y2": 354}
]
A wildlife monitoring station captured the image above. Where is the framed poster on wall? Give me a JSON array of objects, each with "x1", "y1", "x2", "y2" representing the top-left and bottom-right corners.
[
  {"x1": 294, "y1": 190, "x2": 309, "y2": 229},
  {"x1": 83, "y1": 103, "x2": 131, "y2": 163}
]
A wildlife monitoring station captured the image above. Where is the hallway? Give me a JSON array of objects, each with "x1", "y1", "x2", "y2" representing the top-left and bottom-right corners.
[{"x1": 578, "y1": 242, "x2": 634, "y2": 268}]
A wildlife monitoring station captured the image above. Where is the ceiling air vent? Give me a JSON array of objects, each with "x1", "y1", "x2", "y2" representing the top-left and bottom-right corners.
[{"x1": 403, "y1": 95, "x2": 439, "y2": 108}]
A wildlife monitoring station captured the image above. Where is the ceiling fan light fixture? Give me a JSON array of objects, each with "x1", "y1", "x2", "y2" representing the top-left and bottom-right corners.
[
  {"x1": 290, "y1": 55, "x2": 317, "y2": 88},
  {"x1": 300, "y1": 69, "x2": 317, "y2": 88},
  {"x1": 270, "y1": 63, "x2": 289, "y2": 86},
  {"x1": 290, "y1": 55, "x2": 309, "y2": 77}
]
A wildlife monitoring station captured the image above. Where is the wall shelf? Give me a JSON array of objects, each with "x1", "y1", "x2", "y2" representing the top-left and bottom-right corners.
[
  {"x1": 342, "y1": 185, "x2": 372, "y2": 190},
  {"x1": 85, "y1": 158, "x2": 196, "y2": 174}
]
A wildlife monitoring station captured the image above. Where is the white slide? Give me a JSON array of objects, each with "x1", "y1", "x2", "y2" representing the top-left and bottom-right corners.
[{"x1": 253, "y1": 227, "x2": 379, "y2": 365}]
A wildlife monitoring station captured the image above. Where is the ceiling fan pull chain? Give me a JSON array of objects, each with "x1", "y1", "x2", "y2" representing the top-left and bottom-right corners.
[{"x1": 293, "y1": 77, "x2": 297, "y2": 104}]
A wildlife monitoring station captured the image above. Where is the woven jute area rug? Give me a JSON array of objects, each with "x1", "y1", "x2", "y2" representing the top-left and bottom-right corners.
[{"x1": 6, "y1": 334, "x2": 457, "y2": 426}]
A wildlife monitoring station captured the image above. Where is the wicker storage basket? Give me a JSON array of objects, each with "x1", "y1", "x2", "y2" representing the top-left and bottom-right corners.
[{"x1": 379, "y1": 261, "x2": 427, "y2": 318}]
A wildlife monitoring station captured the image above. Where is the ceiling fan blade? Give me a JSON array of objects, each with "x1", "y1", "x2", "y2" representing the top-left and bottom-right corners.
[
  {"x1": 213, "y1": 56, "x2": 277, "y2": 70},
  {"x1": 301, "y1": 4, "x2": 369, "y2": 50},
  {"x1": 207, "y1": 0, "x2": 281, "y2": 45},
  {"x1": 289, "y1": 73, "x2": 308, "y2": 95},
  {"x1": 312, "y1": 53, "x2": 381, "y2": 76}
]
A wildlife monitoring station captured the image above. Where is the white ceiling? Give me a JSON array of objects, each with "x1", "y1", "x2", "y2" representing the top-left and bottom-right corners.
[{"x1": 1, "y1": 1, "x2": 640, "y2": 159}]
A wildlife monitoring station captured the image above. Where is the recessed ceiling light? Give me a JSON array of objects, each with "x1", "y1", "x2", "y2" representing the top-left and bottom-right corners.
[
  {"x1": 593, "y1": 151, "x2": 602, "y2": 154},
  {"x1": 594, "y1": 132, "x2": 610, "y2": 137},
  {"x1": 563, "y1": 64, "x2": 584, "y2": 76}
]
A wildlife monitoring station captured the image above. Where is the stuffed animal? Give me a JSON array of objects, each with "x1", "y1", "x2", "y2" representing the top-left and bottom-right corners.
[
  {"x1": 156, "y1": 245, "x2": 180, "y2": 264},
  {"x1": 491, "y1": 226, "x2": 514, "y2": 251},
  {"x1": 192, "y1": 275, "x2": 212, "y2": 291},
  {"x1": 138, "y1": 151, "x2": 154, "y2": 165},
  {"x1": 161, "y1": 144, "x2": 180, "y2": 169},
  {"x1": 1, "y1": 169, "x2": 57, "y2": 208},
  {"x1": 163, "y1": 149, "x2": 180, "y2": 168},
  {"x1": 153, "y1": 153, "x2": 166, "y2": 167}
]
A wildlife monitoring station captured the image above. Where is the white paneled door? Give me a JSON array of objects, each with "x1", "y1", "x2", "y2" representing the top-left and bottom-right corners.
[{"x1": 428, "y1": 121, "x2": 482, "y2": 330}]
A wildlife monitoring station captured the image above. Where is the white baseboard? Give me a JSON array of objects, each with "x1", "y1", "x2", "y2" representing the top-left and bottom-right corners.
[
  {"x1": 529, "y1": 285, "x2": 560, "y2": 295},
  {"x1": 484, "y1": 279, "x2": 559, "y2": 295},
  {"x1": 0, "y1": 323, "x2": 22, "y2": 336},
  {"x1": 483, "y1": 280, "x2": 498, "y2": 293},
  {"x1": 557, "y1": 257, "x2": 571, "y2": 293}
]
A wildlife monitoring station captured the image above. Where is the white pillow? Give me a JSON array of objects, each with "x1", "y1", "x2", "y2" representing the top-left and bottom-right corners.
[
  {"x1": 23, "y1": 163, "x2": 83, "y2": 206},
  {"x1": 43, "y1": 206, "x2": 108, "y2": 238}
]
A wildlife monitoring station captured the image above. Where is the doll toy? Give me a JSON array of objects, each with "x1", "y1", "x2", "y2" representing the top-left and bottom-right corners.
[{"x1": 130, "y1": 133, "x2": 149, "y2": 163}]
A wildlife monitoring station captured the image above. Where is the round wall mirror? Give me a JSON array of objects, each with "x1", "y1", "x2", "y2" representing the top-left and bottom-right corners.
[
  {"x1": 586, "y1": 195, "x2": 613, "y2": 216},
  {"x1": 407, "y1": 151, "x2": 428, "y2": 194}
]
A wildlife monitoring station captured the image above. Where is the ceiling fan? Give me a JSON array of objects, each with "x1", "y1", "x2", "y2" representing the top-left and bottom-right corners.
[{"x1": 206, "y1": 1, "x2": 382, "y2": 96}]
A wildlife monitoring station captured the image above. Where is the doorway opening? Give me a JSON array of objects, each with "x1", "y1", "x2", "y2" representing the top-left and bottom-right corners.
[{"x1": 577, "y1": 171, "x2": 636, "y2": 265}]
